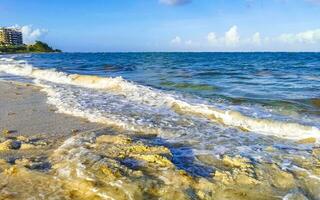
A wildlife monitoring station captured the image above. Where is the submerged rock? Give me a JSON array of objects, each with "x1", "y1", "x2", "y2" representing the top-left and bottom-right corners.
[
  {"x1": 20, "y1": 143, "x2": 37, "y2": 150},
  {"x1": 222, "y1": 155, "x2": 252, "y2": 170},
  {"x1": 283, "y1": 190, "x2": 309, "y2": 200},
  {"x1": 10, "y1": 140, "x2": 21, "y2": 150},
  {"x1": 96, "y1": 134, "x2": 131, "y2": 144},
  {"x1": 0, "y1": 129, "x2": 319, "y2": 200},
  {"x1": 0, "y1": 140, "x2": 21, "y2": 151},
  {"x1": 297, "y1": 137, "x2": 317, "y2": 144},
  {"x1": 0, "y1": 140, "x2": 13, "y2": 151}
]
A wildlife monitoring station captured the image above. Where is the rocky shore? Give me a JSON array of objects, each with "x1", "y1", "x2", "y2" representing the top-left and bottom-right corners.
[{"x1": 0, "y1": 81, "x2": 319, "y2": 200}]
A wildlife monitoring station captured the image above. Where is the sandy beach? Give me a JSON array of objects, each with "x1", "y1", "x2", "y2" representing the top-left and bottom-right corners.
[{"x1": 0, "y1": 81, "x2": 103, "y2": 139}]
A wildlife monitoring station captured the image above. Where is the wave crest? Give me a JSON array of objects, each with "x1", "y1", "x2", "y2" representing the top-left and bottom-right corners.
[{"x1": 1, "y1": 57, "x2": 319, "y2": 141}]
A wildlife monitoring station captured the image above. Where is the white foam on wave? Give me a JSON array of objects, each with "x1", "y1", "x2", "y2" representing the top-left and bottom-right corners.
[
  {"x1": 1, "y1": 57, "x2": 319, "y2": 141},
  {"x1": 36, "y1": 80, "x2": 163, "y2": 135}
]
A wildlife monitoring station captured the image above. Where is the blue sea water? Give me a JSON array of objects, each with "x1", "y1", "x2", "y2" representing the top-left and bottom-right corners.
[
  {"x1": 8, "y1": 53, "x2": 320, "y2": 117},
  {"x1": 0, "y1": 52, "x2": 320, "y2": 181},
  {"x1": 19, "y1": 53, "x2": 320, "y2": 98}
]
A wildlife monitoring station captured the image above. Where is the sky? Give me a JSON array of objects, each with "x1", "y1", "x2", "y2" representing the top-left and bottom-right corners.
[{"x1": 0, "y1": 0, "x2": 320, "y2": 52}]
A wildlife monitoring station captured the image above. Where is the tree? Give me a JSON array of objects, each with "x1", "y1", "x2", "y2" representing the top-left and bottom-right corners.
[
  {"x1": 29, "y1": 41, "x2": 55, "y2": 52},
  {"x1": 0, "y1": 41, "x2": 61, "y2": 53}
]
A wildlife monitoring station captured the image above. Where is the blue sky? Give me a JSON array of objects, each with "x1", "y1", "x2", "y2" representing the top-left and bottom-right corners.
[{"x1": 1, "y1": 0, "x2": 320, "y2": 52}]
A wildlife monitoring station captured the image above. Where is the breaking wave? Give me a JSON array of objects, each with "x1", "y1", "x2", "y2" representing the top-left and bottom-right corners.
[{"x1": 0, "y1": 57, "x2": 319, "y2": 141}]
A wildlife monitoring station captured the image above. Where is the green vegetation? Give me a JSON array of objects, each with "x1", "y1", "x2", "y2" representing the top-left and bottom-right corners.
[{"x1": 0, "y1": 41, "x2": 61, "y2": 53}]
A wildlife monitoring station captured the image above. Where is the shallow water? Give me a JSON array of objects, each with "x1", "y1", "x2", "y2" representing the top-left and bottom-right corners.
[{"x1": 0, "y1": 53, "x2": 320, "y2": 199}]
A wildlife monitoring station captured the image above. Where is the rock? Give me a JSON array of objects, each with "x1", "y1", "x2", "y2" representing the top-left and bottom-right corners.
[
  {"x1": 16, "y1": 136, "x2": 29, "y2": 142},
  {"x1": 265, "y1": 146, "x2": 276, "y2": 152},
  {"x1": 283, "y1": 191, "x2": 309, "y2": 200},
  {"x1": 15, "y1": 158, "x2": 32, "y2": 166},
  {"x1": 213, "y1": 170, "x2": 259, "y2": 186},
  {"x1": 20, "y1": 143, "x2": 37, "y2": 150},
  {"x1": 0, "y1": 140, "x2": 13, "y2": 151},
  {"x1": 96, "y1": 135, "x2": 132, "y2": 145},
  {"x1": 133, "y1": 154, "x2": 173, "y2": 168},
  {"x1": 0, "y1": 189, "x2": 16, "y2": 199},
  {"x1": 2, "y1": 129, "x2": 11, "y2": 136},
  {"x1": 222, "y1": 155, "x2": 252, "y2": 170},
  {"x1": 99, "y1": 165, "x2": 121, "y2": 180},
  {"x1": 272, "y1": 170, "x2": 295, "y2": 189},
  {"x1": 27, "y1": 162, "x2": 51, "y2": 171},
  {"x1": 298, "y1": 137, "x2": 317, "y2": 144},
  {"x1": 256, "y1": 164, "x2": 295, "y2": 190},
  {"x1": 312, "y1": 148, "x2": 320, "y2": 159},
  {"x1": 71, "y1": 129, "x2": 79, "y2": 134},
  {"x1": 213, "y1": 170, "x2": 234, "y2": 185},
  {"x1": 4, "y1": 166, "x2": 19, "y2": 176},
  {"x1": 235, "y1": 173, "x2": 260, "y2": 185},
  {"x1": 0, "y1": 140, "x2": 24, "y2": 150},
  {"x1": 10, "y1": 141, "x2": 21, "y2": 150}
]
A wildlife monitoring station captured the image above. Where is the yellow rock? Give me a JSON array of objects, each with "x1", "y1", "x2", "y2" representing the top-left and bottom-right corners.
[
  {"x1": 222, "y1": 155, "x2": 252, "y2": 170},
  {"x1": 2, "y1": 129, "x2": 11, "y2": 136},
  {"x1": 126, "y1": 144, "x2": 170, "y2": 156},
  {"x1": 134, "y1": 154, "x2": 173, "y2": 168},
  {"x1": 20, "y1": 143, "x2": 37, "y2": 150},
  {"x1": 99, "y1": 165, "x2": 121, "y2": 180},
  {"x1": 4, "y1": 166, "x2": 19, "y2": 176},
  {"x1": 265, "y1": 146, "x2": 276, "y2": 152},
  {"x1": 312, "y1": 148, "x2": 320, "y2": 159},
  {"x1": 96, "y1": 135, "x2": 131, "y2": 144},
  {"x1": 257, "y1": 164, "x2": 295, "y2": 190},
  {"x1": 16, "y1": 136, "x2": 29, "y2": 142},
  {"x1": 235, "y1": 173, "x2": 260, "y2": 185},
  {"x1": 213, "y1": 170, "x2": 259, "y2": 186},
  {"x1": 15, "y1": 158, "x2": 32, "y2": 166},
  {"x1": 298, "y1": 137, "x2": 317, "y2": 144},
  {"x1": 0, "y1": 140, "x2": 13, "y2": 151},
  {"x1": 272, "y1": 171, "x2": 295, "y2": 189}
]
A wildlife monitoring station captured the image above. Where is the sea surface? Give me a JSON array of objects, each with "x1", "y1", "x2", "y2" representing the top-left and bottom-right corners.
[{"x1": 0, "y1": 52, "x2": 320, "y2": 199}]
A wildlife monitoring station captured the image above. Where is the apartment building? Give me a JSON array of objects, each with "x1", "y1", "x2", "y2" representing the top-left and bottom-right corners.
[{"x1": 0, "y1": 27, "x2": 23, "y2": 46}]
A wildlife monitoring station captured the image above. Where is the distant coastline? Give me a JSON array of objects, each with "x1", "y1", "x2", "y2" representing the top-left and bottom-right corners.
[{"x1": 0, "y1": 41, "x2": 61, "y2": 54}]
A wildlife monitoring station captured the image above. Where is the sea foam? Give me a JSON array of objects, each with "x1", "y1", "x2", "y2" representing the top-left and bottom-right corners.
[{"x1": 0, "y1": 57, "x2": 319, "y2": 142}]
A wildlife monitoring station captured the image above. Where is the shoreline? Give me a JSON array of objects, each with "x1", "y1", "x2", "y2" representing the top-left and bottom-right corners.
[
  {"x1": 0, "y1": 80, "x2": 319, "y2": 200},
  {"x1": 0, "y1": 80, "x2": 104, "y2": 147}
]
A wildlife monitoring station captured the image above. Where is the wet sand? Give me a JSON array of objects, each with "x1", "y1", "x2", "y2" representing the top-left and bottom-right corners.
[
  {"x1": 0, "y1": 81, "x2": 103, "y2": 140},
  {"x1": 0, "y1": 80, "x2": 105, "y2": 170}
]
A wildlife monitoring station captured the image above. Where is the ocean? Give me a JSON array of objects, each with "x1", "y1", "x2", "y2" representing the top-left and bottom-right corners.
[{"x1": 0, "y1": 52, "x2": 320, "y2": 199}]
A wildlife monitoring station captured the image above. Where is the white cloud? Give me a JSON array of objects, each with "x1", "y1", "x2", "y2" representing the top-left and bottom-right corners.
[
  {"x1": 20, "y1": 25, "x2": 48, "y2": 44},
  {"x1": 170, "y1": 26, "x2": 320, "y2": 51},
  {"x1": 159, "y1": 0, "x2": 191, "y2": 6},
  {"x1": 278, "y1": 29, "x2": 320, "y2": 44},
  {"x1": 171, "y1": 36, "x2": 182, "y2": 44},
  {"x1": 206, "y1": 26, "x2": 240, "y2": 47},
  {"x1": 251, "y1": 32, "x2": 261, "y2": 45},
  {"x1": 224, "y1": 25, "x2": 240, "y2": 46},
  {"x1": 207, "y1": 32, "x2": 218, "y2": 44}
]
